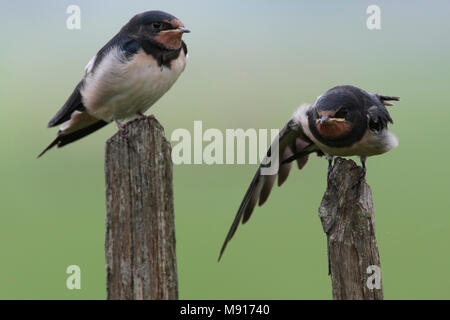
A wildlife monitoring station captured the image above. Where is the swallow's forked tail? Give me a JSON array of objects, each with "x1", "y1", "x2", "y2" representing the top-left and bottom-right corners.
[
  {"x1": 377, "y1": 94, "x2": 400, "y2": 106},
  {"x1": 37, "y1": 120, "x2": 109, "y2": 158}
]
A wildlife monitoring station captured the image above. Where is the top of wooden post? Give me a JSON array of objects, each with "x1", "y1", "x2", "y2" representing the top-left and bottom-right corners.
[{"x1": 319, "y1": 157, "x2": 383, "y2": 300}]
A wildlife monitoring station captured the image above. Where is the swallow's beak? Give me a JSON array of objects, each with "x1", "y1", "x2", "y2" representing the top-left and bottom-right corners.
[
  {"x1": 318, "y1": 116, "x2": 330, "y2": 124},
  {"x1": 177, "y1": 27, "x2": 190, "y2": 33},
  {"x1": 161, "y1": 27, "x2": 191, "y2": 34},
  {"x1": 316, "y1": 116, "x2": 346, "y2": 124}
]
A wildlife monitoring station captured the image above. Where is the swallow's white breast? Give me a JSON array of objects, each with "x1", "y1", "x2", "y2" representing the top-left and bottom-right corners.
[
  {"x1": 313, "y1": 129, "x2": 398, "y2": 157},
  {"x1": 81, "y1": 47, "x2": 186, "y2": 121}
]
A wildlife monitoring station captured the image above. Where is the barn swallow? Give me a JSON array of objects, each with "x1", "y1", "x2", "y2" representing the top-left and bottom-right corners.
[
  {"x1": 38, "y1": 10, "x2": 190, "y2": 157},
  {"x1": 219, "y1": 85, "x2": 399, "y2": 260}
]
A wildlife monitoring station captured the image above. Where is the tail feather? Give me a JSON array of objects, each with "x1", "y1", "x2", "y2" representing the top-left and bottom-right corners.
[
  {"x1": 37, "y1": 137, "x2": 60, "y2": 158},
  {"x1": 37, "y1": 120, "x2": 109, "y2": 158}
]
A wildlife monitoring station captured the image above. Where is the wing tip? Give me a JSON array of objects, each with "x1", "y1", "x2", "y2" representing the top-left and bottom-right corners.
[
  {"x1": 218, "y1": 235, "x2": 233, "y2": 262},
  {"x1": 218, "y1": 248, "x2": 225, "y2": 262},
  {"x1": 37, "y1": 137, "x2": 60, "y2": 158},
  {"x1": 47, "y1": 120, "x2": 57, "y2": 128}
]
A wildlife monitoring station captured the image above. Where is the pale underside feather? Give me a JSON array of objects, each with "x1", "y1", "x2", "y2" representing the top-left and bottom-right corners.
[{"x1": 80, "y1": 47, "x2": 186, "y2": 122}]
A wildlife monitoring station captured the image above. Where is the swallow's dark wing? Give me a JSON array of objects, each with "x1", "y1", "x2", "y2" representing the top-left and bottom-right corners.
[
  {"x1": 218, "y1": 120, "x2": 319, "y2": 260},
  {"x1": 47, "y1": 32, "x2": 141, "y2": 129},
  {"x1": 367, "y1": 93, "x2": 400, "y2": 131},
  {"x1": 47, "y1": 81, "x2": 85, "y2": 127}
]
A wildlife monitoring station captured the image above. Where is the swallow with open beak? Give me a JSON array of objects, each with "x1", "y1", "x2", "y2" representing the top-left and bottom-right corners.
[
  {"x1": 38, "y1": 10, "x2": 190, "y2": 157},
  {"x1": 219, "y1": 85, "x2": 399, "y2": 260}
]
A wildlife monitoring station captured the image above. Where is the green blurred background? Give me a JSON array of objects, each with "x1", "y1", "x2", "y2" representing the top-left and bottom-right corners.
[{"x1": 1, "y1": 0, "x2": 449, "y2": 299}]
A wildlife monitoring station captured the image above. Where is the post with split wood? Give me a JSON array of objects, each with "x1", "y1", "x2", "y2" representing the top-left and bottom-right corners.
[
  {"x1": 318, "y1": 157, "x2": 383, "y2": 300},
  {"x1": 104, "y1": 117, "x2": 178, "y2": 300}
]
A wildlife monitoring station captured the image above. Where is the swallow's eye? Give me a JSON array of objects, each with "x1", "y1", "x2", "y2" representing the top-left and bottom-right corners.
[
  {"x1": 335, "y1": 108, "x2": 348, "y2": 119},
  {"x1": 151, "y1": 22, "x2": 162, "y2": 30}
]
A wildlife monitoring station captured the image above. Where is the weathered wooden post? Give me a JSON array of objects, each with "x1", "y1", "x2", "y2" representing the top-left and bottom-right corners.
[
  {"x1": 318, "y1": 157, "x2": 383, "y2": 300},
  {"x1": 104, "y1": 117, "x2": 178, "y2": 300}
]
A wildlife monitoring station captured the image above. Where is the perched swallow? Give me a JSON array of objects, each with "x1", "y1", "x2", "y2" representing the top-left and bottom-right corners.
[
  {"x1": 38, "y1": 10, "x2": 190, "y2": 157},
  {"x1": 219, "y1": 85, "x2": 399, "y2": 260}
]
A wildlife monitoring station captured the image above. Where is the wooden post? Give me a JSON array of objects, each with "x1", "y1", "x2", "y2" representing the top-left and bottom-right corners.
[
  {"x1": 104, "y1": 117, "x2": 178, "y2": 300},
  {"x1": 318, "y1": 157, "x2": 383, "y2": 300}
]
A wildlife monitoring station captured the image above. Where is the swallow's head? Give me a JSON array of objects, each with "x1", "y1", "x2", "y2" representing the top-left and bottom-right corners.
[
  {"x1": 312, "y1": 86, "x2": 366, "y2": 140},
  {"x1": 124, "y1": 11, "x2": 190, "y2": 50}
]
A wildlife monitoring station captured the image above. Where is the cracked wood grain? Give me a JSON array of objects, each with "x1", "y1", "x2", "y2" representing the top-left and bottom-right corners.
[
  {"x1": 319, "y1": 157, "x2": 383, "y2": 300},
  {"x1": 105, "y1": 117, "x2": 178, "y2": 300}
]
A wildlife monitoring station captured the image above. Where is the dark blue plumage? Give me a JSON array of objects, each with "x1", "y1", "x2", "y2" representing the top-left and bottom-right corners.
[
  {"x1": 39, "y1": 10, "x2": 190, "y2": 158},
  {"x1": 219, "y1": 85, "x2": 399, "y2": 260}
]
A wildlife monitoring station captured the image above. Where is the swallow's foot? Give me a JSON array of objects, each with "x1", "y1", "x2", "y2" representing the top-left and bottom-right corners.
[
  {"x1": 355, "y1": 167, "x2": 367, "y2": 187},
  {"x1": 123, "y1": 113, "x2": 155, "y2": 128},
  {"x1": 137, "y1": 112, "x2": 155, "y2": 120},
  {"x1": 115, "y1": 119, "x2": 126, "y2": 132},
  {"x1": 115, "y1": 119, "x2": 133, "y2": 147},
  {"x1": 326, "y1": 155, "x2": 333, "y2": 184},
  {"x1": 353, "y1": 156, "x2": 367, "y2": 188}
]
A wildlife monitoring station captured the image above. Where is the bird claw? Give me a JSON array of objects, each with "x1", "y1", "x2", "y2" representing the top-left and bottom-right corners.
[
  {"x1": 352, "y1": 155, "x2": 366, "y2": 188},
  {"x1": 326, "y1": 155, "x2": 333, "y2": 184},
  {"x1": 355, "y1": 167, "x2": 367, "y2": 187},
  {"x1": 118, "y1": 126, "x2": 130, "y2": 143},
  {"x1": 120, "y1": 113, "x2": 155, "y2": 129},
  {"x1": 137, "y1": 112, "x2": 155, "y2": 120},
  {"x1": 115, "y1": 119, "x2": 136, "y2": 151}
]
